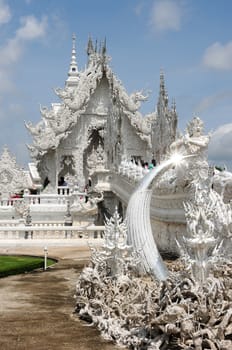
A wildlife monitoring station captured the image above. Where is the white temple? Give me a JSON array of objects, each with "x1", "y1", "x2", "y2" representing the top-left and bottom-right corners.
[
  {"x1": 25, "y1": 35, "x2": 177, "y2": 191},
  {"x1": 0, "y1": 35, "x2": 231, "y2": 255},
  {"x1": 0, "y1": 35, "x2": 231, "y2": 349}
]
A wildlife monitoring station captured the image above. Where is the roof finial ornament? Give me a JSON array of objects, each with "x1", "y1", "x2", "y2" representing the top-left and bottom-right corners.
[
  {"x1": 65, "y1": 33, "x2": 79, "y2": 88},
  {"x1": 72, "y1": 33, "x2": 76, "y2": 48},
  {"x1": 102, "y1": 37, "x2": 107, "y2": 56},
  {"x1": 159, "y1": 69, "x2": 168, "y2": 107},
  {"x1": 99, "y1": 41, "x2": 102, "y2": 55},
  {"x1": 70, "y1": 33, "x2": 77, "y2": 67},
  {"x1": 171, "y1": 98, "x2": 176, "y2": 112},
  {"x1": 87, "y1": 34, "x2": 94, "y2": 56},
  {"x1": 159, "y1": 69, "x2": 165, "y2": 96}
]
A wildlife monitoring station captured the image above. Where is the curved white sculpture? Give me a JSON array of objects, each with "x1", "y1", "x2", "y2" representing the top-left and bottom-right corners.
[{"x1": 126, "y1": 155, "x2": 185, "y2": 281}]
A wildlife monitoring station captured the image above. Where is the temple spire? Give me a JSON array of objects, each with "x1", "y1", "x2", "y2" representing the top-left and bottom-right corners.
[
  {"x1": 157, "y1": 69, "x2": 168, "y2": 113},
  {"x1": 159, "y1": 70, "x2": 167, "y2": 99},
  {"x1": 65, "y1": 33, "x2": 79, "y2": 88},
  {"x1": 87, "y1": 35, "x2": 94, "y2": 56},
  {"x1": 171, "y1": 98, "x2": 176, "y2": 113},
  {"x1": 102, "y1": 37, "x2": 107, "y2": 56}
]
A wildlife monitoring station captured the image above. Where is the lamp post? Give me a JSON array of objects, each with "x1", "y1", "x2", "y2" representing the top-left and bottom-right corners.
[{"x1": 44, "y1": 246, "x2": 48, "y2": 270}]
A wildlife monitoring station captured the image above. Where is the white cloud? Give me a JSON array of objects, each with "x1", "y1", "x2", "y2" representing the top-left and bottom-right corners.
[
  {"x1": 0, "y1": 15, "x2": 47, "y2": 66},
  {"x1": 16, "y1": 15, "x2": 47, "y2": 40},
  {"x1": 0, "y1": 0, "x2": 11, "y2": 25},
  {"x1": 194, "y1": 91, "x2": 232, "y2": 113},
  {"x1": 203, "y1": 41, "x2": 232, "y2": 70},
  {"x1": 150, "y1": 0, "x2": 183, "y2": 32},
  {"x1": 0, "y1": 12, "x2": 48, "y2": 112},
  {"x1": 208, "y1": 124, "x2": 232, "y2": 169},
  {"x1": 0, "y1": 69, "x2": 15, "y2": 93},
  {"x1": 0, "y1": 38, "x2": 23, "y2": 65}
]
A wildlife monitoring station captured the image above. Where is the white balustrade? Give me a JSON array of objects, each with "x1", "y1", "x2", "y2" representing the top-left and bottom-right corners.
[
  {"x1": 0, "y1": 224, "x2": 105, "y2": 239},
  {"x1": 57, "y1": 186, "x2": 70, "y2": 196},
  {"x1": 0, "y1": 198, "x2": 24, "y2": 207},
  {"x1": 0, "y1": 188, "x2": 89, "y2": 207}
]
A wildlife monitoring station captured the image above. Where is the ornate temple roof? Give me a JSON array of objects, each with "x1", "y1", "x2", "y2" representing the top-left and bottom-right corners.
[{"x1": 25, "y1": 36, "x2": 177, "y2": 160}]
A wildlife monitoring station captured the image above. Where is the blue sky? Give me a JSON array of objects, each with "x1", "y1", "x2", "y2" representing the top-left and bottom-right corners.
[{"x1": 0, "y1": 0, "x2": 231, "y2": 170}]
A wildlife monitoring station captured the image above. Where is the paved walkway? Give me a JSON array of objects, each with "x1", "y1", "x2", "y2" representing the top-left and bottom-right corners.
[
  {"x1": 0, "y1": 241, "x2": 120, "y2": 350},
  {"x1": 0, "y1": 238, "x2": 104, "y2": 259}
]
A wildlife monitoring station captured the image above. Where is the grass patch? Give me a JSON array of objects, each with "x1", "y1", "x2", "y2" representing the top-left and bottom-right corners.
[{"x1": 0, "y1": 255, "x2": 56, "y2": 278}]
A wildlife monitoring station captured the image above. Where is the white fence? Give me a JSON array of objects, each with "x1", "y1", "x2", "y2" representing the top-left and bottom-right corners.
[
  {"x1": 0, "y1": 187, "x2": 87, "y2": 206},
  {"x1": 0, "y1": 224, "x2": 105, "y2": 240}
]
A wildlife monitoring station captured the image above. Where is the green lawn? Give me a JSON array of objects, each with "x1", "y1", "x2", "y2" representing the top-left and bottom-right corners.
[{"x1": 0, "y1": 255, "x2": 56, "y2": 278}]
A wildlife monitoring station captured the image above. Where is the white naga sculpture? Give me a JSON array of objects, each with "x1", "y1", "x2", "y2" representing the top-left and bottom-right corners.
[{"x1": 126, "y1": 155, "x2": 186, "y2": 281}]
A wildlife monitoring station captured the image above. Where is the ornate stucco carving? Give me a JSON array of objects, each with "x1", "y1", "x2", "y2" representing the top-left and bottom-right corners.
[
  {"x1": 87, "y1": 141, "x2": 106, "y2": 175},
  {"x1": 153, "y1": 116, "x2": 210, "y2": 197},
  {"x1": 0, "y1": 147, "x2": 29, "y2": 198},
  {"x1": 25, "y1": 103, "x2": 79, "y2": 158}
]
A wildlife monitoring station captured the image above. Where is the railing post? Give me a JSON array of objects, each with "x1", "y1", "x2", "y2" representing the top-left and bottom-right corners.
[
  {"x1": 23, "y1": 189, "x2": 31, "y2": 205},
  {"x1": 25, "y1": 210, "x2": 33, "y2": 239},
  {"x1": 64, "y1": 200, "x2": 73, "y2": 238},
  {"x1": 18, "y1": 218, "x2": 25, "y2": 239}
]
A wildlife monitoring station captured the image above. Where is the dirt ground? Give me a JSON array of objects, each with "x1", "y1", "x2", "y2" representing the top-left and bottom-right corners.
[{"x1": 0, "y1": 245, "x2": 120, "y2": 350}]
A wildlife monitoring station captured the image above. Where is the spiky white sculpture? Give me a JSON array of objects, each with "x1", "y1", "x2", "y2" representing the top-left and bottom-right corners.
[
  {"x1": 177, "y1": 185, "x2": 222, "y2": 284},
  {"x1": 76, "y1": 117, "x2": 232, "y2": 348},
  {"x1": 76, "y1": 202, "x2": 232, "y2": 349},
  {"x1": 90, "y1": 208, "x2": 140, "y2": 277}
]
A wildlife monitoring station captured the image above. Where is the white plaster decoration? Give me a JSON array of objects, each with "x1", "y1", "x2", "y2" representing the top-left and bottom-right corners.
[
  {"x1": 70, "y1": 188, "x2": 104, "y2": 222},
  {"x1": 153, "y1": 116, "x2": 210, "y2": 196},
  {"x1": 87, "y1": 141, "x2": 106, "y2": 175},
  {"x1": 0, "y1": 147, "x2": 29, "y2": 199},
  {"x1": 25, "y1": 104, "x2": 78, "y2": 159}
]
